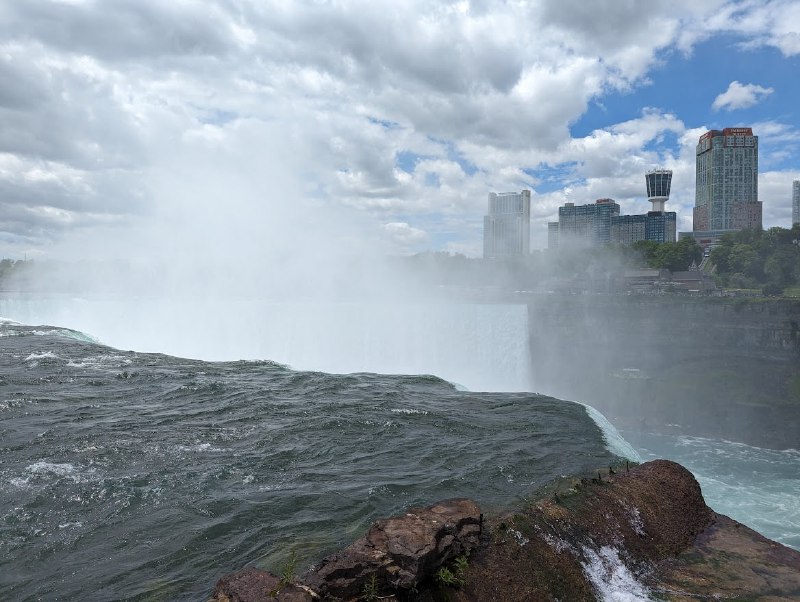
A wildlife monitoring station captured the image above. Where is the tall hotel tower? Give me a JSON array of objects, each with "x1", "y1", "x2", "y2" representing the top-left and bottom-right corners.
[
  {"x1": 694, "y1": 127, "x2": 761, "y2": 233},
  {"x1": 793, "y1": 180, "x2": 799, "y2": 226},
  {"x1": 483, "y1": 190, "x2": 531, "y2": 258}
]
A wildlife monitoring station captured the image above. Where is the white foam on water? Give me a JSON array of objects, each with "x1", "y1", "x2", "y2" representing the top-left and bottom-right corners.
[
  {"x1": 9, "y1": 476, "x2": 30, "y2": 488},
  {"x1": 580, "y1": 403, "x2": 642, "y2": 462},
  {"x1": 24, "y1": 351, "x2": 59, "y2": 363},
  {"x1": 580, "y1": 545, "x2": 652, "y2": 601},
  {"x1": 58, "y1": 522, "x2": 83, "y2": 529},
  {"x1": 0, "y1": 398, "x2": 36, "y2": 411},
  {"x1": 27, "y1": 461, "x2": 75, "y2": 474},
  {"x1": 389, "y1": 408, "x2": 429, "y2": 415},
  {"x1": 677, "y1": 434, "x2": 800, "y2": 458},
  {"x1": 31, "y1": 329, "x2": 62, "y2": 337},
  {"x1": 66, "y1": 353, "x2": 132, "y2": 369},
  {"x1": 175, "y1": 443, "x2": 227, "y2": 453},
  {"x1": 26, "y1": 461, "x2": 85, "y2": 482}
]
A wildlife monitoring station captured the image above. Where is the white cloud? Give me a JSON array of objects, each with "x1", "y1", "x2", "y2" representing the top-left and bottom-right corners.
[
  {"x1": 760, "y1": 170, "x2": 800, "y2": 227},
  {"x1": 716, "y1": 0, "x2": 800, "y2": 57},
  {"x1": 0, "y1": 0, "x2": 796, "y2": 258},
  {"x1": 712, "y1": 81, "x2": 774, "y2": 111},
  {"x1": 382, "y1": 222, "x2": 429, "y2": 249}
]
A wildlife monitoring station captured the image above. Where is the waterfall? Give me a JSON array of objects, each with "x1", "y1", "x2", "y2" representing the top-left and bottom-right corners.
[{"x1": 0, "y1": 295, "x2": 532, "y2": 392}]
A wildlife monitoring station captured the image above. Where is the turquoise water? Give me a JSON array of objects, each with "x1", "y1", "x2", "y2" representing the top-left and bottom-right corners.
[{"x1": 626, "y1": 430, "x2": 800, "y2": 551}]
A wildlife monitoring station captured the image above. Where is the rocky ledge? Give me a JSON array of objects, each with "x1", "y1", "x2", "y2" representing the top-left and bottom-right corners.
[{"x1": 211, "y1": 460, "x2": 800, "y2": 601}]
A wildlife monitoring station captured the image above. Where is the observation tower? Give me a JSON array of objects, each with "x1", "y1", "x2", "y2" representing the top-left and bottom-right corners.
[{"x1": 645, "y1": 168, "x2": 672, "y2": 213}]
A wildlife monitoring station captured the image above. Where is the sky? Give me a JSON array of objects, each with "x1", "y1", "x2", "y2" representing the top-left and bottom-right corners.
[{"x1": 1, "y1": 0, "x2": 799, "y2": 259}]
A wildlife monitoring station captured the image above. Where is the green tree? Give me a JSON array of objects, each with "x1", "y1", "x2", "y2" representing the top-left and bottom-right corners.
[
  {"x1": 632, "y1": 238, "x2": 701, "y2": 272},
  {"x1": 708, "y1": 226, "x2": 800, "y2": 293}
]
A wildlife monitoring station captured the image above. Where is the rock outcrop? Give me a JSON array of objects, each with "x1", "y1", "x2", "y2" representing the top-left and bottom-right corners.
[
  {"x1": 212, "y1": 498, "x2": 482, "y2": 602},
  {"x1": 527, "y1": 296, "x2": 800, "y2": 449},
  {"x1": 211, "y1": 460, "x2": 800, "y2": 601},
  {"x1": 304, "y1": 498, "x2": 481, "y2": 599}
]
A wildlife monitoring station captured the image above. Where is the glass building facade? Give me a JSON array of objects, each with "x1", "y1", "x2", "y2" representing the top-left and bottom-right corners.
[
  {"x1": 694, "y1": 127, "x2": 760, "y2": 232},
  {"x1": 555, "y1": 199, "x2": 620, "y2": 248},
  {"x1": 610, "y1": 214, "x2": 646, "y2": 246},
  {"x1": 644, "y1": 211, "x2": 677, "y2": 243},
  {"x1": 645, "y1": 169, "x2": 672, "y2": 213},
  {"x1": 547, "y1": 221, "x2": 559, "y2": 249},
  {"x1": 483, "y1": 190, "x2": 531, "y2": 258},
  {"x1": 609, "y1": 212, "x2": 676, "y2": 245}
]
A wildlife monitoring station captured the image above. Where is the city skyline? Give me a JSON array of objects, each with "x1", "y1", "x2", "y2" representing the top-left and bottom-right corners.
[
  {"x1": 548, "y1": 170, "x2": 677, "y2": 250},
  {"x1": 0, "y1": 1, "x2": 799, "y2": 260}
]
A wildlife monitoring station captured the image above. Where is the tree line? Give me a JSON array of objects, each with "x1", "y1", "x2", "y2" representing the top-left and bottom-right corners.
[
  {"x1": 709, "y1": 225, "x2": 800, "y2": 295},
  {"x1": 630, "y1": 237, "x2": 703, "y2": 272}
]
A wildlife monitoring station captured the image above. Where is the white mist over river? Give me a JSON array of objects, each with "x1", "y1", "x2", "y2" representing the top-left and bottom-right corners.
[
  {"x1": 0, "y1": 295, "x2": 530, "y2": 392},
  {"x1": 1, "y1": 293, "x2": 798, "y2": 552}
]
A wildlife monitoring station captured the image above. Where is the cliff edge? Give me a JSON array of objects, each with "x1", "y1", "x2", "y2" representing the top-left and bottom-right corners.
[{"x1": 211, "y1": 460, "x2": 800, "y2": 601}]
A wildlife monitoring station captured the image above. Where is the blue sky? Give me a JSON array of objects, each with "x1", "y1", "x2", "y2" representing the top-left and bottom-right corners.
[
  {"x1": 0, "y1": 0, "x2": 799, "y2": 259},
  {"x1": 574, "y1": 37, "x2": 799, "y2": 140}
]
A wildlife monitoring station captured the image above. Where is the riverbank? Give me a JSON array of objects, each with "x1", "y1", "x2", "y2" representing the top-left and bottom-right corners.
[{"x1": 211, "y1": 459, "x2": 800, "y2": 601}]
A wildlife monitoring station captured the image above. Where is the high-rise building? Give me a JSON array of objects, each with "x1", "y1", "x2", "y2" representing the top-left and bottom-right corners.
[
  {"x1": 611, "y1": 214, "x2": 646, "y2": 245},
  {"x1": 550, "y1": 170, "x2": 676, "y2": 249},
  {"x1": 644, "y1": 211, "x2": 677, "y2": 243},
  {"x1": 694, "y1": 127, "x2": 760, "y2": 233},
  {"x1": 547, "y1": 221, "x2": 559, "y2": 249},
  {"x1": 483, "y1": 190, "x2": 531, "y2": 258},
  {"x1": 793, "y1": 180, "x2": 800, "y2": 226},
  {"x1": 556, "y1": 198, "x2": 620, "y2": 248},
  {"x1": 609, "y1": 212, "x2": 676, "y2": 246}
]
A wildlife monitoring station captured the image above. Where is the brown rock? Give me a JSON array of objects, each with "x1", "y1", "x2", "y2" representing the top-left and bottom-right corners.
[
  {"x1": 570, "y1": 459, "x2": 714, "y2": 561},
  {"x1": 652, "y1": 513, "x2": 800, "y2": 601},
  {"x1": 304, "y1": 498, "x2": 482, "y2": 599},
  {"x1": 211, "y1": 566, "x2": 313, "y2": 602},
  {"x1": 212, "y1": 567, "x2": 279, "y2": 602}
]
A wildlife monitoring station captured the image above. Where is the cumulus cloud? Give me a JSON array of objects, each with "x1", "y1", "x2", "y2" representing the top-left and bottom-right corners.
[
  {"x1": 382, "y1": 222, "x2": 429, "y2": 249},
  {"x1": 0, "y1": 0, "x2": 796, "y2": 258},
  {"x1": 710, "y1": 0, "x2": 800, "y2": 57},
  {"x1": 712, "y1": 81, "x2": 774, "y2": 111},
  {"x1": 760, "y1": 169, "x2": 800, "y2": 226}
]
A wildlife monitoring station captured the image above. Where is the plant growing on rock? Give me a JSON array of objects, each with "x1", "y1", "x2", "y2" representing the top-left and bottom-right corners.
[
  {"x1": 453, "y1": 555, "x2": 469, "y2": 587},
  {"x1": 361, "y1": 573, "x2": 379, "y2": 601},
  {"x1": 268, "y1": 550, "x2": 299, "y2": 597},
  {"x1": 435, "y1": 556, "x2": 469, "y2": 591},
  {"x1": 280, "y1": 550, "x2": 297, "y2": 586},
  {"x1": 435, "y1": 566, "x2": 456, "y2": 587}
]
